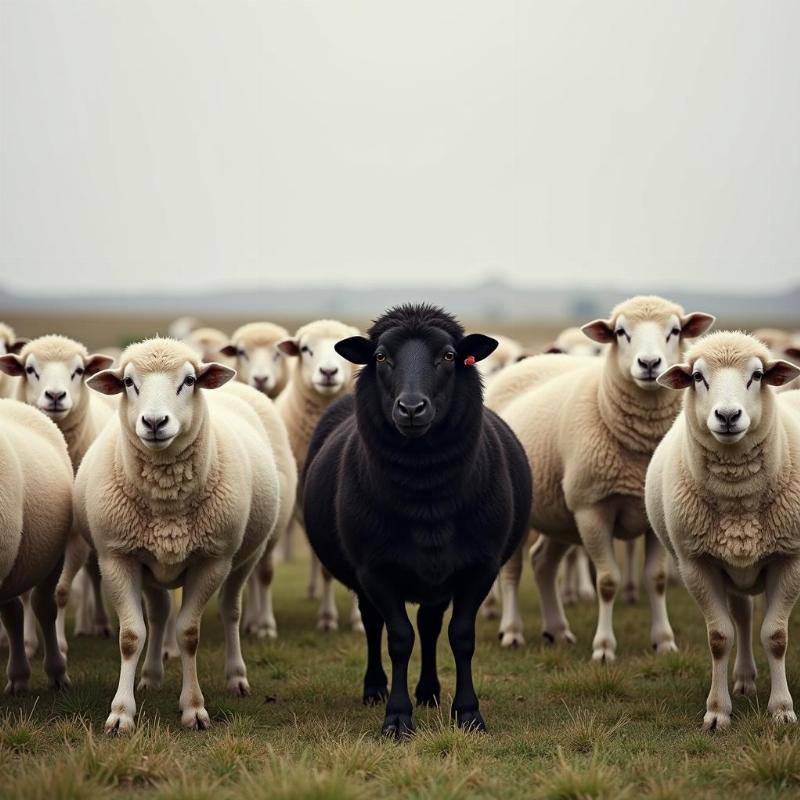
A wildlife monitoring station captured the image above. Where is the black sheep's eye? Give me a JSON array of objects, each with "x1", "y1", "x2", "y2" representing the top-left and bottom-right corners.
[
  {"x1": 443, "y1": 351, "x2": 455, "y2": 362},
  {"x1": 124, "y1": 377, "x2": 135, "y2": 388},
  {"x1": 375, "y1": 352, "x2": 386, "y2": 363},
  {"x1": 751, "y1": 370, "x2": 763, "y2": 382},
  {"x1": 692, "y1": 371, "x2": 704, "y2": 383}
]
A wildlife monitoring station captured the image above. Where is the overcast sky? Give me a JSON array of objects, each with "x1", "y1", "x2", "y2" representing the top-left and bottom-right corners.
[{"x1": 1, "y1": 1, "x2": 798, "y2": 295}]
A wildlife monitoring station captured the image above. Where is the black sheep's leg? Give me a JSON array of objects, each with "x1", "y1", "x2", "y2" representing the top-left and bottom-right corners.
[
  {"x1": 415, "y1": 602, "x2": 447, "y2": 707},
  {"x1": 360, "y1": 574, "x2": 415, "y2": 739},
  {"x1": 449, "y1": 571, "x2": 496, "y2": 732},
  {"x1": 358, "y1": 593, "x2": 388, "y2": 705}
]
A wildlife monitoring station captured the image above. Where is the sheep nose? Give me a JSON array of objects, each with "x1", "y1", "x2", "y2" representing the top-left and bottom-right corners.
[
  {"x1": 141, "y1": 414, "x2": 170, "y2": 432},
  {"x1": 714, "y1": 407, "x2": 742, "y2": 427},
  {"x1": 252, "y1": 375, "x2": 268, "y2": 391},
  {"x1": 45, "y1": 389, "x2": 67, "y2": 402},
  {"x1": 319, "y1": 367, "x2": 339, "y2": 378},
  {"x1": 637, "y1": 356, "x2": 662, "y2": 372},
  {"x1": 396, "y1": 396, "x2": 428, "y2": 420}
]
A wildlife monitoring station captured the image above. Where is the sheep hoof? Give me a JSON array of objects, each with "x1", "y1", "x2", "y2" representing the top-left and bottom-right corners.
[
  {"x1": 363, "y1": 683, "x2": 388, "y2": 706},
  {"x1": 49, "y1": 672, "x2": 71, "y2": 691},
  {"x1": 381, "y1": 712, "x2": 414, "y2": 740},
  {"x1": 414, "y1": 680, "x2": 440, "y2": 708},
  {"x1": 702, "y1": 711, "x2": 730, "y2": 732},
  {"x1": 453, "y1": 709, "x2": 487, "y2": 733},
  {"x1": 228, "y1": 677, "x2": 251, "y2": 697},
  {"x1": 542, "y1": 630, "x2": 576, "y2": 646},
  {"x1": 257, "y1": 623, "x2": 278, "y2": 640},
  {"x1": 654, "y1": 640, "x2": 678, "y2": 656},
  {"x1": 182, "y1": 707, "x2": 211, "y2": 730},
  {"x1": 623, "y1": 586, "x2": 639, "y2": 605},
  {"x1": 351, "y1": 620, "x2": 365, "y2": 635},
  {"x1": 733, "y1": 677, "x2": 757, "y2": 696},
  {"x1": 591, "y1": 647, "x2": 616, "y2": 663},
  {"x1": 94, "y1": 624, "x2": 113, "y2": 639},
  {"x1": 578, "y1": 590, "x2": 596, "y2": 603},
  {"x1": 317, "y1": 615, "x2": 339, "y2": 632},
  {"x1": 137, "y1": 674, "x2": 162, "y2": 691},
  {"x1": 162, "y1": 644, "x2": 180, "y2": 661},
  {"x1": 500, "y1": 631, "x2": 525, "y2": 648},
  {"x1": 105, "y1": 711, "x2": 135, "y2": 735},
  {"x1": 561, "y1": 591, "x2": 577, "y2": 606},
  {"x1": 4, "y1": 678, "x2": 29, "y2": 695},
  {"x1": 772, "y1": 709, "x2": 797, "y2": 724}
]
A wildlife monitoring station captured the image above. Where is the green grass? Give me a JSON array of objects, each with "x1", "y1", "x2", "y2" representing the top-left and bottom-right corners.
[{"x1": 1, "y1": 559, "x2": 799, "y2": 799}]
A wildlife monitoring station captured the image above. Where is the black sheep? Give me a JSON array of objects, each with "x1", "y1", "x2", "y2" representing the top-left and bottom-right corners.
[{"x1": 303, "y1": 304, "x2": 532, "y2": 738}]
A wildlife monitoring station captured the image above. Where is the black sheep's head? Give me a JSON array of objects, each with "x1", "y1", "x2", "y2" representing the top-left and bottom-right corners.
[{"x1": 335, "y1": 304, "x2": 497, "y2": 439}]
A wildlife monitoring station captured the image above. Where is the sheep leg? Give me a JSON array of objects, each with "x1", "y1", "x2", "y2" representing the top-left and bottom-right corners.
[
  {"x1": 498, "y1": 538, "x2": 525, "y2": 647},
  {"x1": 31, "y1": 559, "x2": 70, "y2": 690},
  {"x1": 86, "y1": 551, "x2": 112, "y2": 638},
  {"x1": 308, "y1": 550, "x2": 322, "y2": 600},
  {"x1": 177, "y1": 557, "x2": 232, "y2": 729},
  {"x1": 350, "y1": 592, "x2": 364, "y2": 633},
  {"x1": 449, "y1": 568, "x2": 496, "y2": 732},
  {"x1": 575, "y1": 547, "x2": 596, "y2": 603},
  {"x1": 74, "y1": 568, "x2": 94, "y2": 636},
  {"x1": 576, "y1": 507, "x2": 620, "y2": 663},
  {"x1": 679, "y1": 558, "x2": 735, "y2": 732},
  {"x1": 22, "y1": 591, "x2": 38, "y2": 659},
  {"x1": 138, "y1": 586, "x2": 171, "y2": 691},
  {"x1": 531, "y1": 535, "x2": 575, "y2": 645},
  {"x1": 761, "y1": 557, "x2": 800, "y2": 724},
  {"x1": 317, "y1": 568, "x2": 339, "y2": 632},
  {"x1": 256, "y1": 548, "x2": 278, "y2": 639},
  {"x1": 359, "y1": 593, "x2": 388, "y2": 705},
  {"x1": 0, "y1": 598, "x2": 31, "y2": 694},
  {"x1": 728, "y1": 594, "x2": 756, "y2": 696},
  {"x1": 56, "y1": 528, "x2": 91, "y2": 656},
  {"x1": 644, "y1": 530, "x2": 677, "y2": 654},
  {"x1": 622, "y1": 539, "x2": 639, "y2": 604},
  {"x1": 561, "y1": 547, "x2": 579, "y2": 606},
  {"x1": 243, "y1": 571, "x2": 261, "y2": 635},
  {"x1": 218, "y1": 559, "x2": 253, "y2": 697},
  {"x1": 101, "y1": 554, "x2": 146, "y2": 735},
  {"x1": 360, "y1": 574, "x2": 415, "y2": 738},
  {"x1": 481, "y1": 581, "x2": 500, "y2": 619},
  {"x1": 415, "y1": 601, "x2": 448, "y2": 707}
]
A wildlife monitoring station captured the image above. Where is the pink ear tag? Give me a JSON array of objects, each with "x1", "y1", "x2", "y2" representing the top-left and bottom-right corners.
[{"x1": 464, "y1": 355, "x2": 476, "y2": 366}]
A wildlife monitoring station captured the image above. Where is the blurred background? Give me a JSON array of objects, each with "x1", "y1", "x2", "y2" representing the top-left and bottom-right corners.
[{"x1": 1, "y1": 1, "x2": 798, "y2": 351}]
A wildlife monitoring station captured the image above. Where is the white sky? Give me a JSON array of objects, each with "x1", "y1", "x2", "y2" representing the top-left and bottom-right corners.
[{"x1": 1, "y1": 1, "x2": 798, "y2": 294}]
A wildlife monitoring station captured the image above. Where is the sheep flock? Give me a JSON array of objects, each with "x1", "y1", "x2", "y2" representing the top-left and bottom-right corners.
[{"x1": 1, "y1": 301, "x2": 800, "y2": 758}]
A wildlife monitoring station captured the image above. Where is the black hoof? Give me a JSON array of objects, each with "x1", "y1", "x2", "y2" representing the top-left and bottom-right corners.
[
  {"x1": 542, "y1": 631, "x2": 555, "y2": 645},
  {"x1": 453, "y1": 708, "x2": 487, "y2": 733},
  {"x1": 414, "y1": 680, "x2": 441, "y2": 708},
  {"x1": 381, "y1": 713, "x2": 414, "y2": 740},
  {"x1": 363, "y1": 684, "x2": 388, "y2": 706}
]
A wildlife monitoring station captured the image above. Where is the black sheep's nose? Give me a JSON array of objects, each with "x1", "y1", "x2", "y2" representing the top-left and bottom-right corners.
[
  {"x1": 714, "y1": 407, "x2": 742, "y2": 426},
  {"x1": 319, "y1": 367, "x2": 339, "y2": 378},
  {"x1": 45, "y1": 389, "x2": 67, "y2": 402},
  {"x1": 396, "y1": 397, "x2": 427, "y2": 420},
  {"x1": 141, "y1": 414, "x2": 170, "y2": 432},
  {"x1": 637, "y1": 356, "x2": 662, "y2": 372}
]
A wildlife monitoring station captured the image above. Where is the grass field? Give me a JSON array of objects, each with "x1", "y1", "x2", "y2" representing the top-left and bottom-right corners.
[{"x1": 2, "y1": 557, "x2": 800, "y2": 799}]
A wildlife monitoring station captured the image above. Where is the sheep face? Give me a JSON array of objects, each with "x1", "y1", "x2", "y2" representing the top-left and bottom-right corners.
[
  {"x1": 224, "y1": 342, "x2": 287, "y2": 396},
  {"x1": 0, "y1": 348, "x2": 113, "y2": 420},
  {"x1": 336, "y1": 330, "x2": 496, "y2": 439},
  {"x1": 88, "y1": 358, "x2": 235, "y2": 451},
  {"x1": 659, "y1": 353, "x2": 800, "y2": 445},
  {"x1": 279, "y1": 334, "x2": 355, "y2": 397},
  {"x1": 546, "y1": 328, "x2": 606, "y2": 357},
  {"x1": 583, "y1": 310, "x2": 715, "y2": 391}
]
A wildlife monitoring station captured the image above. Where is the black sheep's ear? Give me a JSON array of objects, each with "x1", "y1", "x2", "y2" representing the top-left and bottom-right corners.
[
  {"x1": 457, "y1": 334, "x2": 498, "y2": 364},
  {"x1": 335, "y1": 336, "x2": 376, "y2": 365}
]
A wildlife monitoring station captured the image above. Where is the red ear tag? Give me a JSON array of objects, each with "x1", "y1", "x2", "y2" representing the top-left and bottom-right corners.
[{"x1": 464, "y1": 355, "x2": 476, "y2": 366}]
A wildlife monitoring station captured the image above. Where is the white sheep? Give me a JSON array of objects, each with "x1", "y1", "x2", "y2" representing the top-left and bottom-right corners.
[
  {"x1": 487, "y1": 296, "x2": 714, "y2": 658},
  {"x1": 221, "y1": 321, "x2": 292, "y2": 399},
  {"x1": 545, "y1": 326, "x2": 608, "y2": 358},
  {"x1": 0, "y1": 399, "x2": 73, "y2": 692},
  {"x1": 646, "y1": 332, "x2": 800, "y2": 730},
  {"x1": 0, "y1": 335, "x2": 116, "y2": 654},
  {"x1": 186, "y1": 327, "x2": 235, "y2": 368},
  {"x1": 0, "y1": 323, "x2": 28, "y2": 399},
  {"x1": 275, "y1": 318, "x2": 362, "y2": 631},
  {"x1": 74, "y1": 338, "x2": 281, "y2": 733}
]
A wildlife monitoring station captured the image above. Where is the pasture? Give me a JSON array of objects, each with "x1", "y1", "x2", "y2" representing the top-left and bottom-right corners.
[{"x1": 2, "y1": 554, "x2": 800, "y2": 799}]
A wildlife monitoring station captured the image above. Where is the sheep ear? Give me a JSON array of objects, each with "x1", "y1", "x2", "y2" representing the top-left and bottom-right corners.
[
  {"x1": 784, "y1": 347, "x2": 800, "y2": 363},
  {"x1": 87, "y1": 368, "x2": 125, "y2": 395},
  {"x1": 220, "y1": 343, "x2": 239, "y2": 357},
  {"x1": 84, "y1": 354, "x2": 115, "y2": 377},
  {"x1": 680, "y1": 312, "x2": 715, "y2": 339},
  {"x1": 9, "y1": 338, "x2": 29, "y2": 355},
  {"x1": 544, "y1": 345, "x2": 564, "y2": 354},
  {"x1": 0, "y1": 354, "x2": 25, "y2": 376},
  {"x1": 335, "y1": 336, "x2": 375, "y2": 365},
  {"x1": 458, "y1": 334, "x2": 498, "y2": 364},
  {"x1": 582, "y1": 319, "x2": 615, "y2": 344},
  {"x1": 657, "y1": 364, "x2": 693, "y2": 390},
  {"x1": 763, "y1": 359, "x2": 800, "y2": 387},
  {"x1": 277, "y1": 339, "x2": 300, "y2": 357},
  {"x1": 196, "y1": 362, "x2": 236, "y2": 390}
]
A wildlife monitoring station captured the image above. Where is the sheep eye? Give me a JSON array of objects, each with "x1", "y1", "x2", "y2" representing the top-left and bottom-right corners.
[
  {"x1": 752, "y1": 370, "x2": 763, "y2": 382},
  {"x1": 692, "y1": 371, "x2": 704, "y2": 383},
  {"x1": 124, "y1": 377, "x2": 135, "y2": 388},
  {"x1": 443, "y1": 351, "x2": 455, "y2": 362},
  {"x1": 25, "y1": 366, "x2": 35, "y2": 376},
  {"x1": 300, "y1": 345, "x2": 312, "y2": 356},
  {"x1": 375, "y1": 352, "x2": 386, "y2": 363},
  {"x1": 73, "y1": 367, "x2": 84, "y2": 378},
  {"x1": 667, "y1": 327, "x2": 680, "y2": 341},
  {"x1": 184, "y1": 375, "x2": 196, "y2": 387},
  {"x1": 237, "y1": 349, "x2": 247, "y2": 359}
]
